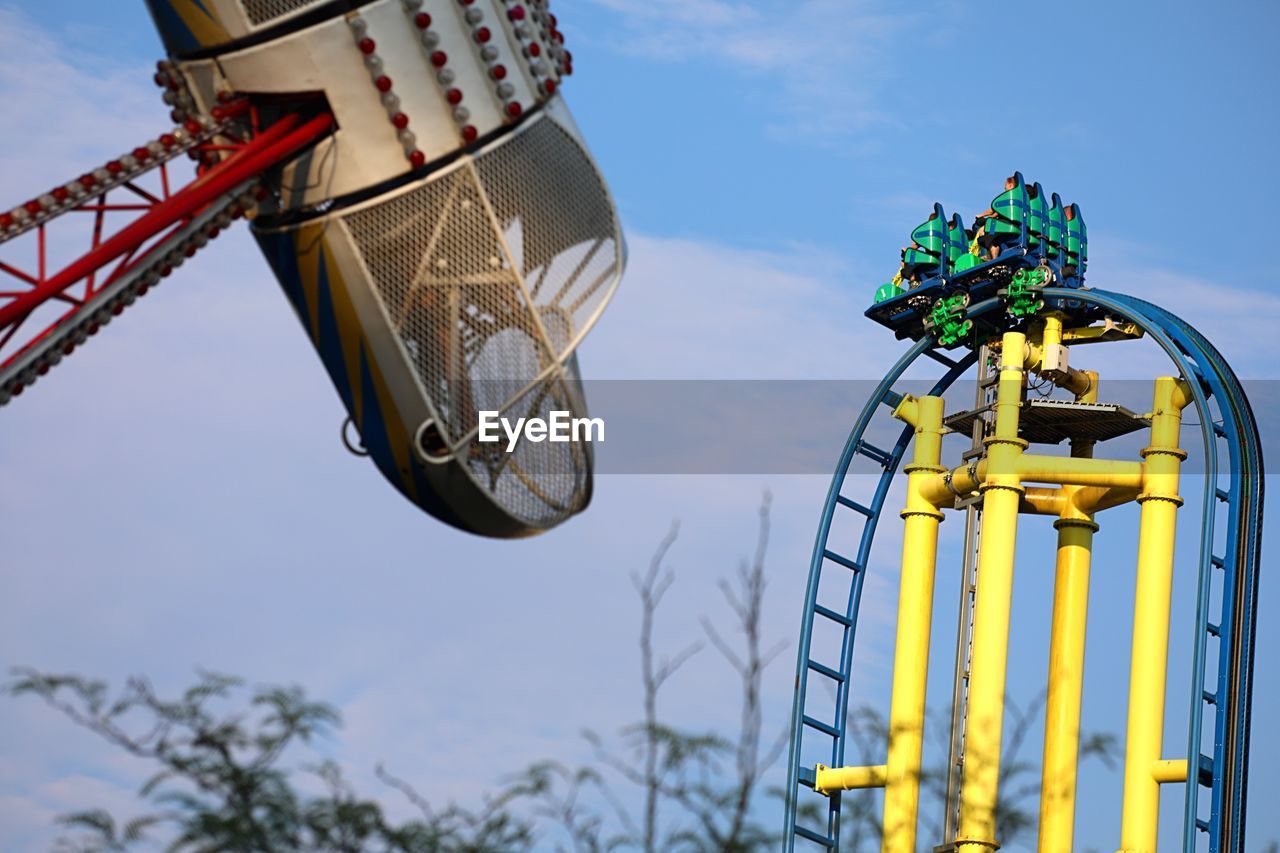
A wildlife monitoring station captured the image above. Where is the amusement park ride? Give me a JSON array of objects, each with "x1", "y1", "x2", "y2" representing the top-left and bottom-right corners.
[
  {"x1": 784, "y1": 175, "x2": 1263, "y2": 851},
  {"x1": 0, "y1": 0, "x2": 623, "y2": 539},
  {"x1": 0, "y1": 4, "x2": 1265, "y2": 851}
]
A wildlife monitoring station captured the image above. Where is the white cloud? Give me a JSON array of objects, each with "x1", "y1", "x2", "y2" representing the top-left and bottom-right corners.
[{"x1": 581, "y1": 0, "x2": 923, "y2": 138}]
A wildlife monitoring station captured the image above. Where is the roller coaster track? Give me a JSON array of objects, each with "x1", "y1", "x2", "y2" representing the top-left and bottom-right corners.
[{"x1": 784, "y1": 289, "x2": 1263, "y2": 853}]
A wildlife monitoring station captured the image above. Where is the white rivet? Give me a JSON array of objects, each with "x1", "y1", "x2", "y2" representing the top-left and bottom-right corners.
[
  {"x1": 496, "y1": 82, "x2": 514, "y2": 98},
  {"x1": 381, "y1": 92, "x2": 401, "y2": 111},
  {"x1": 348, "y1": 17, "x2": 367, "y2": 34},
  {"x1": 398, "y1": 129, "x2": 416, "y2": 147},
  {"x1": 480, "y1": 45, "x2": 499, "y2": 61},
  {"x1": 453, "y1": 106, "x2": 471, "y2": 122},
  {"x1": 437, "y1": 69, "x2": 455, "y2": 85},
  {"x1": 465, "y1": 8, "x2": 483, "y2": 23},
  {"x1": 364, "y1": 55, "x2": 383, "y2": 73},
  {"x1": 421, "y1": 30, "x2": 440, "y2": 47}
]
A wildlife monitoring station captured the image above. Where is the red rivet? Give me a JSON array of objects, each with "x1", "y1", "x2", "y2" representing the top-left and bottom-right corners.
[
  {"x1": 409, "y1": 150, "x2": 426, "y2": 168},
  {"x1": 37, "y1": 362, "x2": 50, "y2": 375},
  {"x1": 52, "y1": 187, "x2": 69, "y2": 202},
  {"x1": 184, "y1": 245, "x2": 197, "y2": 258},
  {"x1": 446, "y1": 88, "x2": 463, "y2": 105},
  {"x1": 508, "y1": 5, "x2": 525, "y2": 20},
  {"x1": 506, "y1": 101, "x2": 523, "y2": 118},
  {"x1": 24, "y1": 200, "x2": 42, "y2": 215},
  {"x1": 160, "y1": 133, "x2": 176, "y2": 147},
  {"x1": 475, "y1": 26, "x2": 491, "y2": 42},
  {"x1": 111, "y1": 303, "x2": 124, "y2": 316},
  {"x1": 375, "y1": 75, "x2": 393, "y2": 92},
  {"x1": 137, "y1": 283, "x2": 150, "y2": 296},
  {"x1": 187, "y1": 117, "x2": 204, "y2": 132},
  {"x1": 431, "y1": 50, "x2": 448, "y2": 67},
  {"x1": 414, "y1": 12, "x2": 432, "y2": 28},
  {"x1": 79, "y1": 174, "x2": 96, "y2": 188},
  {"x1": 458, "y1": 0, "x2": 475, "y2": 5},
  {"x1": 462, "y1": 125, "x2": 478, "y2": 142},
  {"x1": 88, "y1": 322, "x2": 100, "y2": 334},
  {"x1": 62, "y1": 342, "x2": 76, "y2": 356},
  {"x1": 528, "y1": 43, "x2": 541, "y2": 57},
  {"x1": 160, "y1": 265, "x2": 172, "y2": 278},
  {"x1": 490, "y1": 64, "x2": 507, "y2": 80},
  {"x1": 106, "y1": 161, "x2": 123, "y2": 174},
  {"x1": 544, "y1": 79, "x2": 556, "y2": 95},
  {"x1": 359, "y1": 37, "x2": 376, "y2": 54},
  {"x1": 549, "y1": 13, "x2": 557, "y2": 25},
  {"x1": 392, "y1": 112, "x2": 410, "y2": 129},
  {"x1": 0, "y1": 213, "x2": 12, "y2": 229},
  {"x1": 133, "y1": 147, "x2": 151, "y2": 161},
  {"x1": 168, "y1": 79, "x2": 181, "y2": 90},
  {"x1": 153, "y1": 72, "x2": 167, "y2": 86},
  {"x1": 11, "y1": 383, "x2": 24, "y2": 396},
  {"x1": 217, "y1": 90, "x2": 233, "y2": 103}
]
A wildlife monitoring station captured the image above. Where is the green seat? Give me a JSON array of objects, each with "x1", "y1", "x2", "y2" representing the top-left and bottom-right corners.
[
  {"x1": 946, "y1": 214, "x2": 970, "y2": 272},
  {"x1": 875, "y1": 282, "x2": 905, "y2": 303},
  {"x1": 988, "y1": 179, "x2": 1029, "y2": 238},
  {"x1": 1065, "y1": 203, "x2": 1088, "y2": 273},
  {"x1": 1046, "y1": 197, "x2": 1067, "y2": 258},
  {"x1": 903, "y1": 214, "x2": 946, "y2": 268},
  {"x1": 1027, "y1": 184, "x2": 1047, "y2": 249}
]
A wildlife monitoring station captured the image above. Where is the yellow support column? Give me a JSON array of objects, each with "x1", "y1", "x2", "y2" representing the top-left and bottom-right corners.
[
  {"x1": 881, "y1": 394, "x2": 946, "y2": 853},
  {"x1": 1036, "y1": 504, "x2": 1097, "y2": 852},
  {"x1": 1037, "y1": 369, "x2": 1100, "y2": 853},
  {"x1": 956, "y1": 332, "x2": 1028, "y2": 853},
  {"x1": 1117, "y1": 376, "x2": 1191, "y2": 853}
]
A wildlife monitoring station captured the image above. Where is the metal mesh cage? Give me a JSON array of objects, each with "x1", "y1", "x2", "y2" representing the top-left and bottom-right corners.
[
  {"x1": 343, "y1": 110, "x2": 622, "y2": 528},
  {"x1": 239, "y1": 0, "x2": 326, "y2": 27}
]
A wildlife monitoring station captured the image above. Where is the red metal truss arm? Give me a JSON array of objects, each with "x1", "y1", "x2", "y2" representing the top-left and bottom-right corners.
[{"x1": 0, "y1": 110, "x2": 335, "y2": 405}]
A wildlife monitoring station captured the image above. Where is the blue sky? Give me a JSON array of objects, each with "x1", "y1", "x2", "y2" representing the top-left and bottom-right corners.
[{"x1": 1, "y1": 1, "x2": 1278, "y2": 851}]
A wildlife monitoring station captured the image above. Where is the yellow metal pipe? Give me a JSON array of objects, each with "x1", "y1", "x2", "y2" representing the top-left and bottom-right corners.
[
  {"x1": 1016, "y1": 454, "x2": 1144, "y2": 489},
  {"x1": 956, "y1": 333, "x2": 1027, "y2": 853},
  {"x1": 814, "y1": 763, "x2": 888, "y2": 794},
  {"x1": 1118, "y1": 377, "x2": 1192, "y2": 853},
  {"x1": 921, "y1": 455, "x2": 1142, "y2": 508},
  {"x1": 881, "y1": 394, "x2": 946, "y2": 853},
  {"x1": 1036, "y1": 503, "x2": 1097, "y2": 851},
  {"x1": 1151, "y1": 759, "x2": 1188, "y2": 785}
]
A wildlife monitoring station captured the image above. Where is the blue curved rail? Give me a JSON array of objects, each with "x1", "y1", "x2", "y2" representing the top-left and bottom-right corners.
[
  {"x1": 783, "y1": 289, "x2": 1263, "y2": 853},
  {"x1": 783, "y1": 338, "x2": 977, "y2": 849}
]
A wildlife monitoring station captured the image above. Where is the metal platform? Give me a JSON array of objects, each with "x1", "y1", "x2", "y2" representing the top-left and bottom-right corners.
[{"x1": 944, "y1": 398, "x2": 1150, "y2": 445}]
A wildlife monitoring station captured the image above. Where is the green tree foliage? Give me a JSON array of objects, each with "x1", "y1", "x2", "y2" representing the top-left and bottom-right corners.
[{"x1": 7, "y1": 496, "x2": 1159, "y2": 852}]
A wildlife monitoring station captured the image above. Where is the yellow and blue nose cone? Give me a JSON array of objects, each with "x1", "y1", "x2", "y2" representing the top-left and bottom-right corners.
[{"x1": 145, "y1": 0, "x2": 625, "y2": 536}]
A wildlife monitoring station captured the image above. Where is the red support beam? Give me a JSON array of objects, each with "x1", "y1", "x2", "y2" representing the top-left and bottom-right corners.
[{"x1": 0, "y1": 112, "x2": 334, "y2": 331}]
